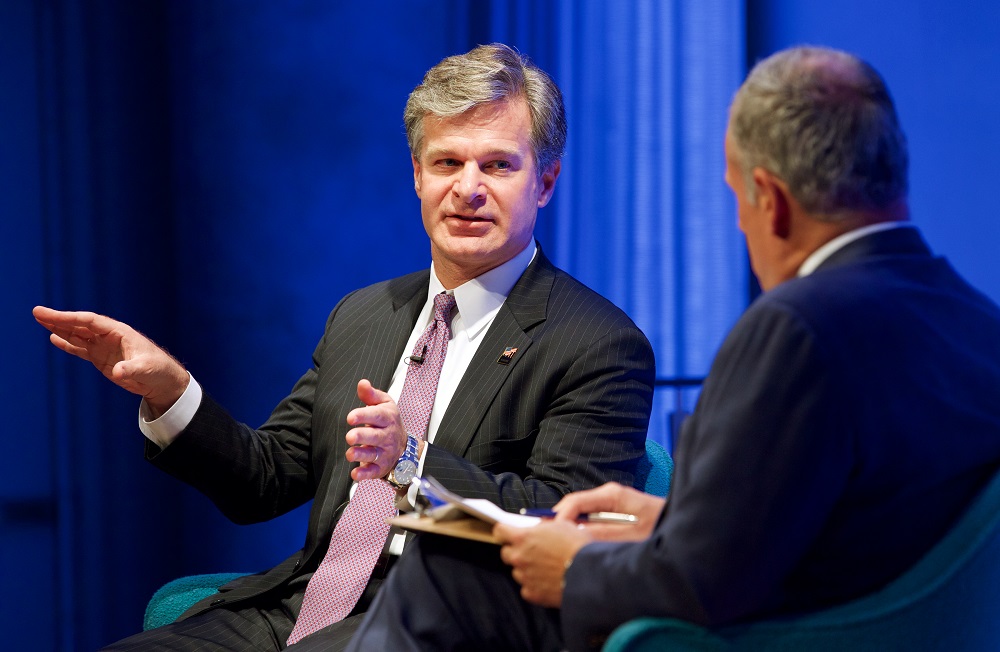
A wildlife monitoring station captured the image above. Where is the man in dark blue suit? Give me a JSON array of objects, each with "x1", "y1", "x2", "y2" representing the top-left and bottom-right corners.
[{"x1": 346, "y1": 45, "x2": 1000, "y2": 651}]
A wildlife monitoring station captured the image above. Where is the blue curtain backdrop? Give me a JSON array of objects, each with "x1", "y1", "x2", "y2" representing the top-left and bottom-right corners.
[
  {"x1": 3, "y1": 1, "x2": 746, "y2": 648},
  {"x1": 11, "y1": 1, "x2": 1000, "y2": 650},
  {"x1": 548, "y1": 0, "x2": 746, "y2": 446},
  {"x1": 479, "y1": 0, "x2": 747, "y2": 447}
]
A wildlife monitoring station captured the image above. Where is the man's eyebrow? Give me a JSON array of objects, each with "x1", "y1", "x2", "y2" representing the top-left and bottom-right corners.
[
  {"x1": 422, "y1": 146, "x2": 453, "y2": 160},
  {"x1": 423, "y1": 146, "x2": 524, "y2": 160},
  {"x1": 480, "y1": 146, "x2": 523, "y2": 159}
]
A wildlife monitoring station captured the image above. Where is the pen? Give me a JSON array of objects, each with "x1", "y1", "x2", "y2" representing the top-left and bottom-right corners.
[{"x1": 518, "y1": 508, "x2": 639, "y2": 524}]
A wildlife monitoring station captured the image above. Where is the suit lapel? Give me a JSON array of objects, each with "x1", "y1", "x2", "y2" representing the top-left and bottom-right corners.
[
  {"x1": 368, "y1": 271, "x2": 430, "y2": 390},
  {"x1": 318, "y1": 272, "x2": 428, "y2": 534},
  {"x1": 432, "y1": 251, "x2": 555, "y2": 456}
]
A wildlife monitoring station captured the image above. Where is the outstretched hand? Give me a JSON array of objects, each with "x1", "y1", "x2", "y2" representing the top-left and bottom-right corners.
[
  {"x1": 32, "y1": 306, "x2": 189, "y2": 416},
  {"x1": 345, "y1": 379, "x2": 410, "y2": 482}
]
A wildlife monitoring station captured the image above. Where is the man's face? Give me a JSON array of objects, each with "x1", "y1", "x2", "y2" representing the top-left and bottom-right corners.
[
  {"x1": 412, "y1": 98, "x2": 559, "y2": 288},
  {"x1": 724, "y1": 130, "x2": 771, "y2": 289}
]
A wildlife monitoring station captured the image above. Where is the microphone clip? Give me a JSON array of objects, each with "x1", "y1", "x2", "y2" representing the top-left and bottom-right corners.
[{"x1": 405, "y1": 345, "x2": 428, "y2": 366}]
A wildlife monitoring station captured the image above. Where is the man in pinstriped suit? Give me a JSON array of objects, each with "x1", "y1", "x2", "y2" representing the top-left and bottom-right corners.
[{"x1": 34, "y1": 43, "x2": 655, "y2": 650}]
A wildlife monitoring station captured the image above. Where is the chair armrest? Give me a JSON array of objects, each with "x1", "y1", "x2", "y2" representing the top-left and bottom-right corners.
[
  {"x1": 603, "y1": 617, "x2": 728, "y2": 651},
  {"x1": 143, "y1": 572, "x2": 248, "y2": 631}
]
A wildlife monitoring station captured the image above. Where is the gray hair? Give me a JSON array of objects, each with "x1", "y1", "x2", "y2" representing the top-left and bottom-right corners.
[
  {"x1": 728, "y1": 46, "x2": 908, "y2": 218},
  {"x1": 404, "y1": 43, "x2": 567, "y2": 174}
]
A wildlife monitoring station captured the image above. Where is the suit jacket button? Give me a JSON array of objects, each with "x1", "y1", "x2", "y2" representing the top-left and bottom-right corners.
[
  {"x1": 294, "y1": 560, "x2": 301, "y2": 570},
  {"x1": 210, "y1": 598, "x2": 225, "y2": 606}
]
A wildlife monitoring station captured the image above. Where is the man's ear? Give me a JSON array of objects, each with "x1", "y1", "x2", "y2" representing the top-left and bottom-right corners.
[
  {"x1": 536, "y1": 160, "x2": 561, "y2": 208},
  {"x1": 752, "y1": 168, "x2": 792, "y2": 239},
  {"x1": 412, "y1": 156, "x2": 422, "y2": 194}
]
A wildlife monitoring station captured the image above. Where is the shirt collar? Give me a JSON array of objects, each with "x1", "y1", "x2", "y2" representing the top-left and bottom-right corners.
[
  {"x1": 428, "y1": 241, "x2": 537, "y2": 340},
  {"x1": 797, "y1": 222, "x2": 916, "y2": 277}
]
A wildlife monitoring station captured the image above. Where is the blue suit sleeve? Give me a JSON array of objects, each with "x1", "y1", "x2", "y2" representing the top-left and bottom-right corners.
[{"x1": 561, "y1": 300, "x2": 856, "y2": 650}]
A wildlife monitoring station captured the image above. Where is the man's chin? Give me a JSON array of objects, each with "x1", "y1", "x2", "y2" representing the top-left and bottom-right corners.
[
  {"x1": 435, "y1": 233, "x2": 494, "y2": 255},
  {"x1": 433, "y1": 240, "x2": 506, "y2": 265}
]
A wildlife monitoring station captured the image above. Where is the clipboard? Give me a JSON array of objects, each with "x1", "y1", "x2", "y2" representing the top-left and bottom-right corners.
[
  {"x1": 389, "y1": 512, "x2": 500, "y2": 544},
  {"x1": 387, "y1": 475, "x2": 542, "y2": 544}
]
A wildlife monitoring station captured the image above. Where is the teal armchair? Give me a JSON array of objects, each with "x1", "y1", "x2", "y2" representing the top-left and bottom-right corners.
[
  {"x1": 603, "y1": 464, "x2": 1000, "y2": 651},
  {"x1": 635, "y1": 438, "x2": 673, "y2": 498},
  {"x1": 144, "y1": 572, "x2": 248, "y2": 631},
  {"x1": 144, "y1": 439, "x2": 674, "y2": 631}
]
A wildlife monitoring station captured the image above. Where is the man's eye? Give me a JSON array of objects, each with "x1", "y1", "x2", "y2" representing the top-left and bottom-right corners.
[
  {"x1": 441, "y1": 159, "x2": 460, "y2": 167},
  {"x1": 492, "y1": 160, "x2": 511, "y2": 170}
]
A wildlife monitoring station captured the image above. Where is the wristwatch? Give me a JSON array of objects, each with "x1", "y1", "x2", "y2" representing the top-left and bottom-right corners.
[{"x1": 387, "y1": 434, "x2": 420, "y2": 489}]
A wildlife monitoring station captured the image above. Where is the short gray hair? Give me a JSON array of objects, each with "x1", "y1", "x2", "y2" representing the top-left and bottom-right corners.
[
  {"x1": 728, "y1": 46, "x2": 908, "y2": 218},
  {"x1": 404, "y1": 43, "x2": 567, "y2": 174}
]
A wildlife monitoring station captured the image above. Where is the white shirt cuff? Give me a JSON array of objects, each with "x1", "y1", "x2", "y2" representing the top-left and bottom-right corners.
[{"x1": 138, "y1": 373, "x2": 202, "y2": 449}]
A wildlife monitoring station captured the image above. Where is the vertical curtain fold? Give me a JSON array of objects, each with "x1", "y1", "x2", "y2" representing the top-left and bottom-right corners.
[{"x1": 549, "y1": 0, "x2": 747, "y2": 445}]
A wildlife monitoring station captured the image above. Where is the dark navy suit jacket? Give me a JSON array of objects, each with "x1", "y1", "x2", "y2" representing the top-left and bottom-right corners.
[{"x1": 563, "y1": 227, "x2": 1000, "y2": 650}]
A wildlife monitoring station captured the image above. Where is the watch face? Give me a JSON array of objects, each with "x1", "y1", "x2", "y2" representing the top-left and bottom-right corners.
[{"x1": 393, "y1": 459, "x2": 417, "y2": 485}]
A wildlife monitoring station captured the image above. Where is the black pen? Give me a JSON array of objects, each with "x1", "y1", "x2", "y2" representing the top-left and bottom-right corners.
[{"x1": 518, "y1": 508, "x2": 638, "y2": 524}]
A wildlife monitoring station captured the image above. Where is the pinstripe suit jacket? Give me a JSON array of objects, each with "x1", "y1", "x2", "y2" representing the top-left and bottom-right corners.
[{"x1": 146, "y1": 248, "x2": 655, "y2": 619}]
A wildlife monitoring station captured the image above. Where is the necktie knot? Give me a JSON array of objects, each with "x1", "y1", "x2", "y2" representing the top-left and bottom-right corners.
[{"x1": 432, "y1": 292, "x2": 456, "y2": 325}]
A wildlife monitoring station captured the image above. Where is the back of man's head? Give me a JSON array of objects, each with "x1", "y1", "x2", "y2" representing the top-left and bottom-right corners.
[
  {"x1": 729, "y1": 46, "x2": 909, "y2": 220},
  {"x1": 404, "y1": 43, "x2": 567, "y2": 173}
]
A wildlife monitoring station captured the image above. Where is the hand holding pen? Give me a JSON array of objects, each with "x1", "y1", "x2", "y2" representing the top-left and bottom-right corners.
[
  {"x1": 547, "y1": 481, "x2": 665, "y2": 542},
  {"x1": 519, "y1": 508, "x2": 639, "y2": 524},
  {"x1": 495, "y1": 482, "x2": 665, "y2": 609}
]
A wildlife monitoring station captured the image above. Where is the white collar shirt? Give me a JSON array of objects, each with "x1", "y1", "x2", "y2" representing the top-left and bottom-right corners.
[
  {"x1": 387, "y1": 241, "x2": 537, "y2": 443},
  {"x1": 797, "y1": 221, "x2": 915, "y2": 278}
]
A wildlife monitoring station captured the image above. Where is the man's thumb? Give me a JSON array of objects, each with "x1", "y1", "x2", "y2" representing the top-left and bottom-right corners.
[{"x1": 356, "y1": 378, "x2": 391, "y2": 406}]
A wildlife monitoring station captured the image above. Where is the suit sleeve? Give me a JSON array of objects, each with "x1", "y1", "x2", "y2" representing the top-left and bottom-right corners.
[
  {"x1": 561, "y1": 301, "x2": 856, "y2": 651},
  {"x1": 143, "y1": 302, "x2": 340, "y2": 525}
]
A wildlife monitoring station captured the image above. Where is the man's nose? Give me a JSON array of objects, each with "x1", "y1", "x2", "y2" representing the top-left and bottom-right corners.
[{"x1": 453, "y1": 164, "x2": 486, "y2": 204}]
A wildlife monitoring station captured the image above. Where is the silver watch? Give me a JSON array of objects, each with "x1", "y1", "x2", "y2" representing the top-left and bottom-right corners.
[{"x1": 387, "y1": 434, "x2": 420, "y2": 489}]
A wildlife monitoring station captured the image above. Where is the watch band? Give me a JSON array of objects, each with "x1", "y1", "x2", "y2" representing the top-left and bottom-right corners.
[{"x1": 387, "y1": 434, "x2": 420, "y2": 489}]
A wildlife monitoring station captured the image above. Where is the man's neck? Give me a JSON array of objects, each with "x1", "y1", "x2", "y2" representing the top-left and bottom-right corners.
[
  {"x1": 432, "y1": 241, "x2": 536, "y2": 290},
  {"x1": 764, "y1": 201, "x2": 911, "y2": 290}
]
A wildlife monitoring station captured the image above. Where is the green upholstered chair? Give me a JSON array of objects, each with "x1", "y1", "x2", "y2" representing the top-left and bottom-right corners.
[
  {"x1": 603, "y1": 464, "x2": 1000, "y2": 651},
  {"x1": 635, "y1": 438, "x2": 673, "y2": 498},
  {"x1": 143, "y1": 572, "x2": 248, "y2": 630},
  {"x1": 144, "y1": 439, "x2": 675, "y2": 631}
]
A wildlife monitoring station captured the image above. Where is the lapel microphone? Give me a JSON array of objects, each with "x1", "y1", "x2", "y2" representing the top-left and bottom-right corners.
[{"x1": 406, "y1": 345, "x2": 428, "y2": 365}]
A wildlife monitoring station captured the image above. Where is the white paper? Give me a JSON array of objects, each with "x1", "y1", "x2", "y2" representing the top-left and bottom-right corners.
[{"x1": 418, "y1": 476, "x2": 542, "y2": 528}]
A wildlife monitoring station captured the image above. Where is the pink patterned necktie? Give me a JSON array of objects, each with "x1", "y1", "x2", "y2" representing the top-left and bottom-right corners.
[{"x1": 287, "y1": 292, "x2": 457, "y2": 644}]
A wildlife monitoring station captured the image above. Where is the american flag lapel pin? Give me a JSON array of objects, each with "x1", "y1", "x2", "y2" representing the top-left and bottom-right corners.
[{"x1": 497, "y1": 346, "x2": 518, "y2": 365}]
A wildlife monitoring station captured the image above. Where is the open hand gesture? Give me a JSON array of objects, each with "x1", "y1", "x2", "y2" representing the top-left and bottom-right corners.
[{"x1": 33, "y1": 306, "x2": 189, "y2": 416}]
